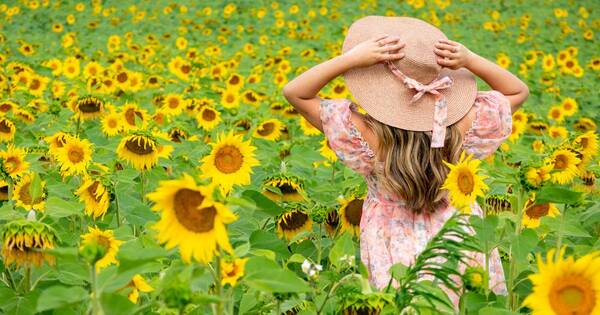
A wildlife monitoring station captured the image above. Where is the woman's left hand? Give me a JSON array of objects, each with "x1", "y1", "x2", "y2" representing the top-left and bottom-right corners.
[{"x1": 343, "y1": 34, "x2": 405, "y2": 68}]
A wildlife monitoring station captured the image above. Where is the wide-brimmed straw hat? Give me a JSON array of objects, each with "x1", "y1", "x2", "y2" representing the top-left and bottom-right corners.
[{"x1": 342, "y1": 16, "x2": 477, "y2": 148}]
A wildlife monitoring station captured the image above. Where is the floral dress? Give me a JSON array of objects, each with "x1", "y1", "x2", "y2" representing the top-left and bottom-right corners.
[{"x1": 319, "y1": 90, "x2": 512, "y2": 306}]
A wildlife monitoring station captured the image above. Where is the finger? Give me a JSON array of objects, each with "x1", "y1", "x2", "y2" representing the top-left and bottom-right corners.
[
  {"x1": 434, "y1": 42, "x2": 457, "y2": 52},
  {"x1": 439, "y1": 39, "x2": 460, "y2": 46},
  {"x1": 380, "y1": 42, "x2": 405, "y2": 52},
  {"x1": 378, "y1": 36, "x2": 401, "y2": 45},
  {"x1": 433, "y1": 48, "x2": 457, "y2": 58},
  {"x1": 437, "y1": 57, "x2": 457, "y2": 67},
  {"x1": 383, "y1": 52, "x2": 405, "y2": 61},
  {"x1": 373, "y1": 34, "x2": 389, "y2": 42}
]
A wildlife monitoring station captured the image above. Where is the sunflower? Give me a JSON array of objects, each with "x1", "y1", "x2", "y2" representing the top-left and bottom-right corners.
[
  {"x1": 116, "y1": 134, "x2": 161, "y2": 171},
  {"x1": 0, "y1": 145, "x2": 29, "y2": 179},
  {"x1": 548, "y1": 126, "x2": 568, "y2": 139},
  {"x1": 127, "y1": 274, "x2": 154, "y2": 304},
  {"x1": 338, "y1": 195, "x2": 364, "y2": 237},
  {"x1": 560, "y1": 97, "x2": 578, "y2": 117},
  {"x1": 75, "y1": 178, "x2": 110, "y2": 219},
  {"x1": 120, "y1": 103, "x2": 149, "y2": 132},
  {"x1": 532, "y1": 140, "x2": 545, "y2": 153},
  {"x1": 199, "y1": 132, "x2": 260, "y2": 194},
  {"x1": 0, "y1": 117, "x2": 14, "y2": 142},
  {"x1": 320, "y1": 138, "x2": 338, "y2": 162},
  {"x1": 441, "y1": 151, "x2": 489, "y2": 212},
  {"x1": 573, "y1": 118, "x2": 597, "y2": 133},
  {"x1": 325, "y1": 209, "x2": 340, "y2": 236},
  {"x1": 221, "y1": 87, "x2": 240, "y2": 109},
  {"x1": 196, "y1": 106, "x2": 221, "y2": 131},
  {"x1": 74, "y1": 96, "x2": 104, "y2": 120},
  {"x1": 547, "y1": 106, "x2": 565, "y2": 123},
  {"x1": 0, "y1": 180, "x2": 8, "y2": 201},
  {"x1": 221, "y1": 257, "x2": 248, "y2": 287},
  {"x1": 253, "y1": 119, "x2": 283, "y2": 141},
  {"x1": 522, "y1": 195, "x2": 560, "y2": 228},
  {"x1": 524, "y1": 165, "x2": 553, "y2": 189},
  {"x1": 55, "y1": 137, "x2": 93, "y2": 177},
  {"x1": 545, "y1": 149, "x2": 580, "y2": 184},
  {"x1": 1, "y1": 220, "x2": 58, "y2": 268},
  {"x1": 573, "y1": 131, "x2": 598, "y2": 161},
  {"x1": 484, "y1": 194, "x2": 512, "y2": 215},
  {"x1": 576, "y1": 171, "x2": 598, "y2": 194},
  {"x1": 13, "y1": 173, "x2": 46, "y2": 211},
  {"x1": 277, "y1": 208, "x2": 313, "y2": 241},
  {"x1": 262, "y1": 175, "x2": 305, "y2": 202},
  {"x1": 527, "y1": 121, "x2": 549, "y2": 136},
  {"x1": 44, "y1": 132, "x2": 70, "y2": 157},
  {"x1": 80, "y1": 226, "x2": 123, "y2": 271},
  {"x1": 523, "y1": 249, "x2": 600, "y2": 315},
  {"x1": 299, "y1": 117, "x2": 321, "y2": 136},
  {"x1": 509, "y1": 121, "x2": 527, "y2": 142},
  {"x1": 101, "y1": 112, "x2": 123, "y2": 137},
  {"x1": 162, "y1": 93, "x2": 185, "y2": 116},
  {"x1": 146, "y1": 174, "x2": 237, "y2": 263}
]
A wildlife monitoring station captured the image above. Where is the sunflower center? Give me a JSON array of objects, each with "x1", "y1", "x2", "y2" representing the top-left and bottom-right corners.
[
  {"x1": 202, "y1": 109, "x2": 216, "y2": 121},
  {"x1": 549, "y1": 276, "x2": 595, "y2": 315},
  {"x1": 78, "y1": 98, "x2": 102, "y2": 113},
  {"x1": 245, "y1": 93, "x2": 257, "y2": 102},
  {"x1": 552, "y1": 110, "x2": 561, "y2": 119},
  {"x1": 124, "y1": 109, "x2": 143, "y2": 126},
  {"x1": 107, "y1": 119, "x2": 118, "y2": 128},
  {"x1": 18, "y1": 182, "x2": 43, "y2": 205},
  {"x1": 125, "y1": 138, "x2": 155, "y2": 155},
  {"x1": 180, "y1": 65, "x2": 191, "y2": 74},
  {"x1": 457, "y1": 169, "x2": 475, "y2": 195},
  {"x1": 30, "y1": 79, "x2": 41, "y2": 90},
  {"x1": 116, "y1": 72, "x2": 128, "y2": 83},
  {"x1": 257, "y1": 122, "x2": 275, "y2": 136},
  {"x1": 0, "y1": 103, "x2": 12, "y2": 112},
  {"x1": 87, "y1": 181, "x2": 103, "y2": 202},
  {"x1": 168, "y1": 98, "x2": 179, "y2": 109},
  {"x1": 229, "y1": 75, "x2": 240, "y2": 85},
  {"x1": 278, "y1": 183, "x2": 298, "y2": 195},
  {"x1": 525, "y1": 203, "x2": 550, "y2": 219},
  {"x1": 214, "y1": 145, "x2": 243, "y2": 174},
  {"x1": 4, "y1": 157, "x2": 19, "y2": 173},
  {"x1": 173, "y1": 188, "x2": 216, "y2": 233},
  {"x1": 226, "y1": 94, "x2": 235, "y2": 103},
  {"x1": 345, "y1": 199, "x2": 364, "y2": 226},
  {"x1": 334, "y1": 85, "x2": 345, "y2": 93},
  {"x1": 0, "y1": 120, "x2": 12, "y2": 133},
  {"x1": 554, "y1": 154, "x2": 568, "y2": 170},
  {"x1": 580, "y1": 138, "x2": 589, "y2": 149},
  {"x1": 68, "y1": 146, "x2": 85, "y2": 163},
  {"x1": 279, "y1": 210, "x2": 309, "y2": 231}
]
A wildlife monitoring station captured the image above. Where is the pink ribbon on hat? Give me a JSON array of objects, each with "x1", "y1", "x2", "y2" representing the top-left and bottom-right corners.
[{"x1": 386, "y1": 60, "x2": 454, "y2": 148}]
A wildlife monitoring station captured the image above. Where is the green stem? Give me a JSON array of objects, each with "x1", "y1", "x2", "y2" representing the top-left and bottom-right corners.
[
  {"x1": 214, "y1": 247, "x2": 224, "y2": 315},
  {"x1": 76, "y1": 116, "x2": 82, "y2": 137},
  {"x1": 113, "y1": 181, "x2": 121, "y2": 227},
  {"x1": 3, "y1": 269, "x2": 15, "y2": 291},
  {"x1": 90, "y1": 265, "x2": 103, "y2": 315},
  {"x1": 317, "y1": 224, "x2": 323, "y2": 265},
  {"x1": 22, "y1": 266, "x2": 31, "y2": 293},
  {"x1": 140, "y1": 171, "x2": 146, "y2": 203},
  {"x1": 555, "y1": 204, "x2": 567, "y2": 260},
  {"x1": 507, "y1": 186, "x2": 525, "y2": 310}
]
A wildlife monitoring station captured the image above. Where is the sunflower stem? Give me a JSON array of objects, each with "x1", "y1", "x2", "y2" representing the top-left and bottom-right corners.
[
  {"x1": 75, "y1": 116, "x2": 82, "y2": 137},
  {"x1": 507, "y1": 185, "x2": 525, "y2": 310},
  {"x1": 90, "y1": 265, "x2": 104, "y2": 315},
  {"x1": 214, "y1": 247, "x2": 224, "y2": 315},
  {"x1": 22, "y1": 266, "x2": 31, "y2": 293},
  {"x1": 140, "y1": 171, "x2": 146, "y2": 203},
  {"x1": 113, "y1": 181, "x2": 121, "y2": 227},
  {"x1": 555, "y1": 204, "x2": 567, "y2": 260}
]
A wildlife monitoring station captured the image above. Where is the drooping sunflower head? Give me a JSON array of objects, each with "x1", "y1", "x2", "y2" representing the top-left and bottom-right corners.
[
  {"x1": 545, "y1": 149, "x2": 581, "y2": 185},
  {"x1": 573, "y1": 117, "x2": 597, "y2": 133},
  {"x1": 116, "y1": 134, "x2": 160, "y2": 171},
  {"x1": 441, "y1": 151, "x2": 489, "y2": 212},
  {"x1": 522, "y1": 194, "x2": 560, "y2": 229},
  {"x1": 79, "y1": 226, "x2": 123, "y2": 271},
  {"x1": 200, "y1": 132, "x2": 260, "y2": 194},
  {"x1": 523, "y1": 248, "x2": 600, "y2": 315},
  {"x1": 277, "y1": 208, "x2": 313, "y2": 241},
  {"x1": 1, "y1": 220, "x2": 58, "y2": 268},
  {"x1": 120, "y1": 103, "x2": 148, "y2": 131},
  {"x1": 127, "y1": 274, "x2": 154, "y2": 304},
  {"x1": 0, "y1": 144, "x2": 30, "y2": 179},
  {"x1": 324, "y1": 209, "x2": 340, "y2": 237},
  {"x1": 0, "y1": 180, "x2": 8, "y2": 201},
  {"x1": 262, "y1": 174, "x2": 305, "y2": 202},
  {"x1": 484, "y1": 194, "x2": 512, "y2": 216},
  {"x1": 338, "y1": 195, "x2": 364, "y2": 237},
  {"x1": 221, "y1": 257, "x2": 249, "y2": 287},
  {"x1": 75, "y1": 178, "x2": 111, "y2": 220},
  {"x1": 252, "y1": 118, "x2": 283, "y2": 141},
  {"x1": 146, "y1": 174, "x2": 237, "y2": 264},
  {"x1": 44, "y1": 131, "x2": 71, "y2": 156},
  {"x1": 573, "y1": 131, "x2": 598, "y2": 162},
  {"x1": 12, "y1": 173, "x2": 46, "y2": 211},
  {"x1": 56, "y1": 136, "x2": 93, "y2": 177},
  {"x1": 0, "y1": 117, "x2": 16, "y2": 142},
  {"x1": 196, "y1": 106, "x2": 221, "y2": 131},
  {"x1": 527, "y1": 121, "x2": 549, "y2": 136},
  {"x1": 576, "y1": 171, "x2": 598, "y2": 194},
  {"x1": 75, "y1": 96, "x2": 104, "y2": 120}
]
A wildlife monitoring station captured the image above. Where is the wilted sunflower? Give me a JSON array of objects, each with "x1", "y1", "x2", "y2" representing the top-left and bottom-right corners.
[
  {"x1": 441, "y1": 151, "x2": 489, "y2": 212},
  {"x1": 74, "y1": 96, "x2": 104, "y2": 120},
  {"x1": 484, "y1": 194, "x2": 512, "y2": 215},
  {"x1": 338, "y1": 195, "x2": 364, "y2": 237},
  {"x1": 0, "y1": 117, "x2": 16, "y2": 142},
  {"x1": 221, "y1": 257, "x2": 248, "y2": 287},
  {"x1": 523, "y1": 249, "x2": 600, "y2": 315},
  {"x1": 1, "y1": 220, "x2": 58, "y2": 268},
  {"x1": 80, "y1": 226, "x2": 123, "y2": 271},
  {"x1": 44, "y1": 131, "x2": 70, "y2": 157},
  {"x1": 573, "y1": 117, "x2": 597, "y2": 133},
  {"x1": 262, "y1": 175, "x2": 305, "y2": 202},
  {"x1": 101, "y1": 112, "x2": 123, "y2": 137},
  {"x1": 196, "y1": 106, "x2": 221, "y2": 131},
  {"x1": 12, "y1": 173, "x2": 46, "y2": 211},
  {"x1": 576, "y1": 171, "x2": 597, "y2": 194},
  {"x1": 117, "y1": 134, "x2": 161, "y2": 171},
  {"x1": 0, "y1": 145, "x2": 30, "y2": 179},
  {"x1": 127, "y1": 274, "x2": 154, "y2": 304},
  {"x1": 545, "y1": 149, "x2": 580, "y2": 184},
  {"x1": 199, "y1": 132, "x2": 260, "y2": 194},
  {"x1": 527, "y1": 121, "x2": 548, "y2": 136},
  {"x1": 56, "y1": 137, "x2": 93, "y2": 176},
  {"x1": 522, "y1": 195, "x2": 560, "y2": 228},
  {"x1": 573, "y1": 131, "x2": 598, "y2": 162},
  {"x1": 146, "y1": 174, "x2": 237, "y2": 263},
  {"x1": 75, "y1": 178, "x2": 110, "y2": 219},
  {"x1": 325, "y1": 209, "x2": 340, "y2": 236},
  {"x1": 277, "y1": 208, "x2": 313, "y2": 241},
  {"x1": 253, "y1": 119, "x2": 283, "y2": 141},
  {"x1": 0, "y1": 180, "x2": 8, "y2": 201}
]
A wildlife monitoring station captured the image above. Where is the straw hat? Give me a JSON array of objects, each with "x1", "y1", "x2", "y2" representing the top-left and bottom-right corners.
[{"x1": 342, "y1": 16, "x2": 477, "y2": 148}]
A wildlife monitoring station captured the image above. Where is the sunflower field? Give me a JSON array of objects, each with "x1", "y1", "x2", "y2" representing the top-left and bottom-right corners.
[{"x1": 0, "y1": 0, "x2": 598, "y2": 314}]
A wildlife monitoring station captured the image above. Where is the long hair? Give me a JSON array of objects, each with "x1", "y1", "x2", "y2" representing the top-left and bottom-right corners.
[{"x1": 363, "y1": 115, "x2": 464, "y2": 213}]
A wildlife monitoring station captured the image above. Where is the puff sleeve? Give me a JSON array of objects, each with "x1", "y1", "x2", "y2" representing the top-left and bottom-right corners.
[
  {"x1": 319, "y1": 98, "x2": 376, "y2": 176},
  {"x1": 462, "y1": 90, "x2": 513, "y2": 159}
]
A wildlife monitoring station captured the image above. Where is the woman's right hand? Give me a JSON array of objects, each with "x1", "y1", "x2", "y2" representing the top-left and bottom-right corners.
[
  {"x1": 433, "y1": 39, "x2": 473, "y2": 70},
  {"x1": 343, "y1": 34, "x2": 406, "y2": 68}
]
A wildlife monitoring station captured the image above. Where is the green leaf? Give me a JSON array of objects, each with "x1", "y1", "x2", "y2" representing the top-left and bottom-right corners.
[
  {"x1": 36, "y1": 285, "x2": 88, "y2": 312},
  {"x1": 536, "y1": 186, "x2": 582, "y2": 204},
  {"x1": 242, "y1": 190, "x2": 284, "y2": 216},
  {"x1": 390, "y1": 262, "x2": 408, "y2": 281},
  {"x1": 512, "y1": 229, "x2": 538, "y2": 268},
  {"x1": 249, "y1": 230, "x2": 290, "y2": 259},
  {"x1": 478, "y1": 307, "x2": 519, "y2": 315},
  {"x1": 29, "y1": 172, "x2": 43, "y2": 203},
  {"x1": 44, "y1": 196, "x2": 84, "y2": 218},
  {"x1": 328, "y1": 232, "x2": 355, "y2": 269},
  {"x1": 244, "y1": 256, "x2": 310, "y2": 293},
  {"x1": 100, "y1": 292, "x2": 136, "y2": 315}
]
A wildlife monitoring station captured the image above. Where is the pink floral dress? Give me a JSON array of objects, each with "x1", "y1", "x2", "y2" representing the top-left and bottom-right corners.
[{"x1": 319, "y1": 90, "x2": 512, "y2": 306}]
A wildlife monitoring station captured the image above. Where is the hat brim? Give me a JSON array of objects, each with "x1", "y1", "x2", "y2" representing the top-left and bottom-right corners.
[{"x1": 342, "y1": 16, "x2": 477, "y2": 131}]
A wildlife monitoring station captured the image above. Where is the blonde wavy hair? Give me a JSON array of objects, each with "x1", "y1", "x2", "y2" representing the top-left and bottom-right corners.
[{"x1": 364, "y1": 115, "x2": 464, "y2": 213}]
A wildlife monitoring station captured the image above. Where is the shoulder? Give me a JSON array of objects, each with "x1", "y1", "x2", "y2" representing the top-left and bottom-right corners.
[{"x1": 320, "y1": 97, "x2": 378, "y2": 152}]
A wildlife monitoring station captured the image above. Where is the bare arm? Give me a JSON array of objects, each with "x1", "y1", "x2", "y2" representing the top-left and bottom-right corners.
[
  {"x1": 434, "y1": 39, "x2": 529, "y2": 112},
  {"x1": 283, "y1": 34, "x2": 405, "y2": 132}
]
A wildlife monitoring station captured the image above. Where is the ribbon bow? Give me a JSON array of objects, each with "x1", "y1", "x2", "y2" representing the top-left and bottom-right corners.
[{"x1": 386, "y1": 61, "x2": 454, "y2": 148}]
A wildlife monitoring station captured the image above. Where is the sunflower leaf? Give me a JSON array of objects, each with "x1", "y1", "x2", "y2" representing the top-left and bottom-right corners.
[
  {"x1": 535, "y1": 186, "x2": 582, "y2": 204},
  {"x1": 242, "y1": 190, "x2": 284, "y2": 216}
]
